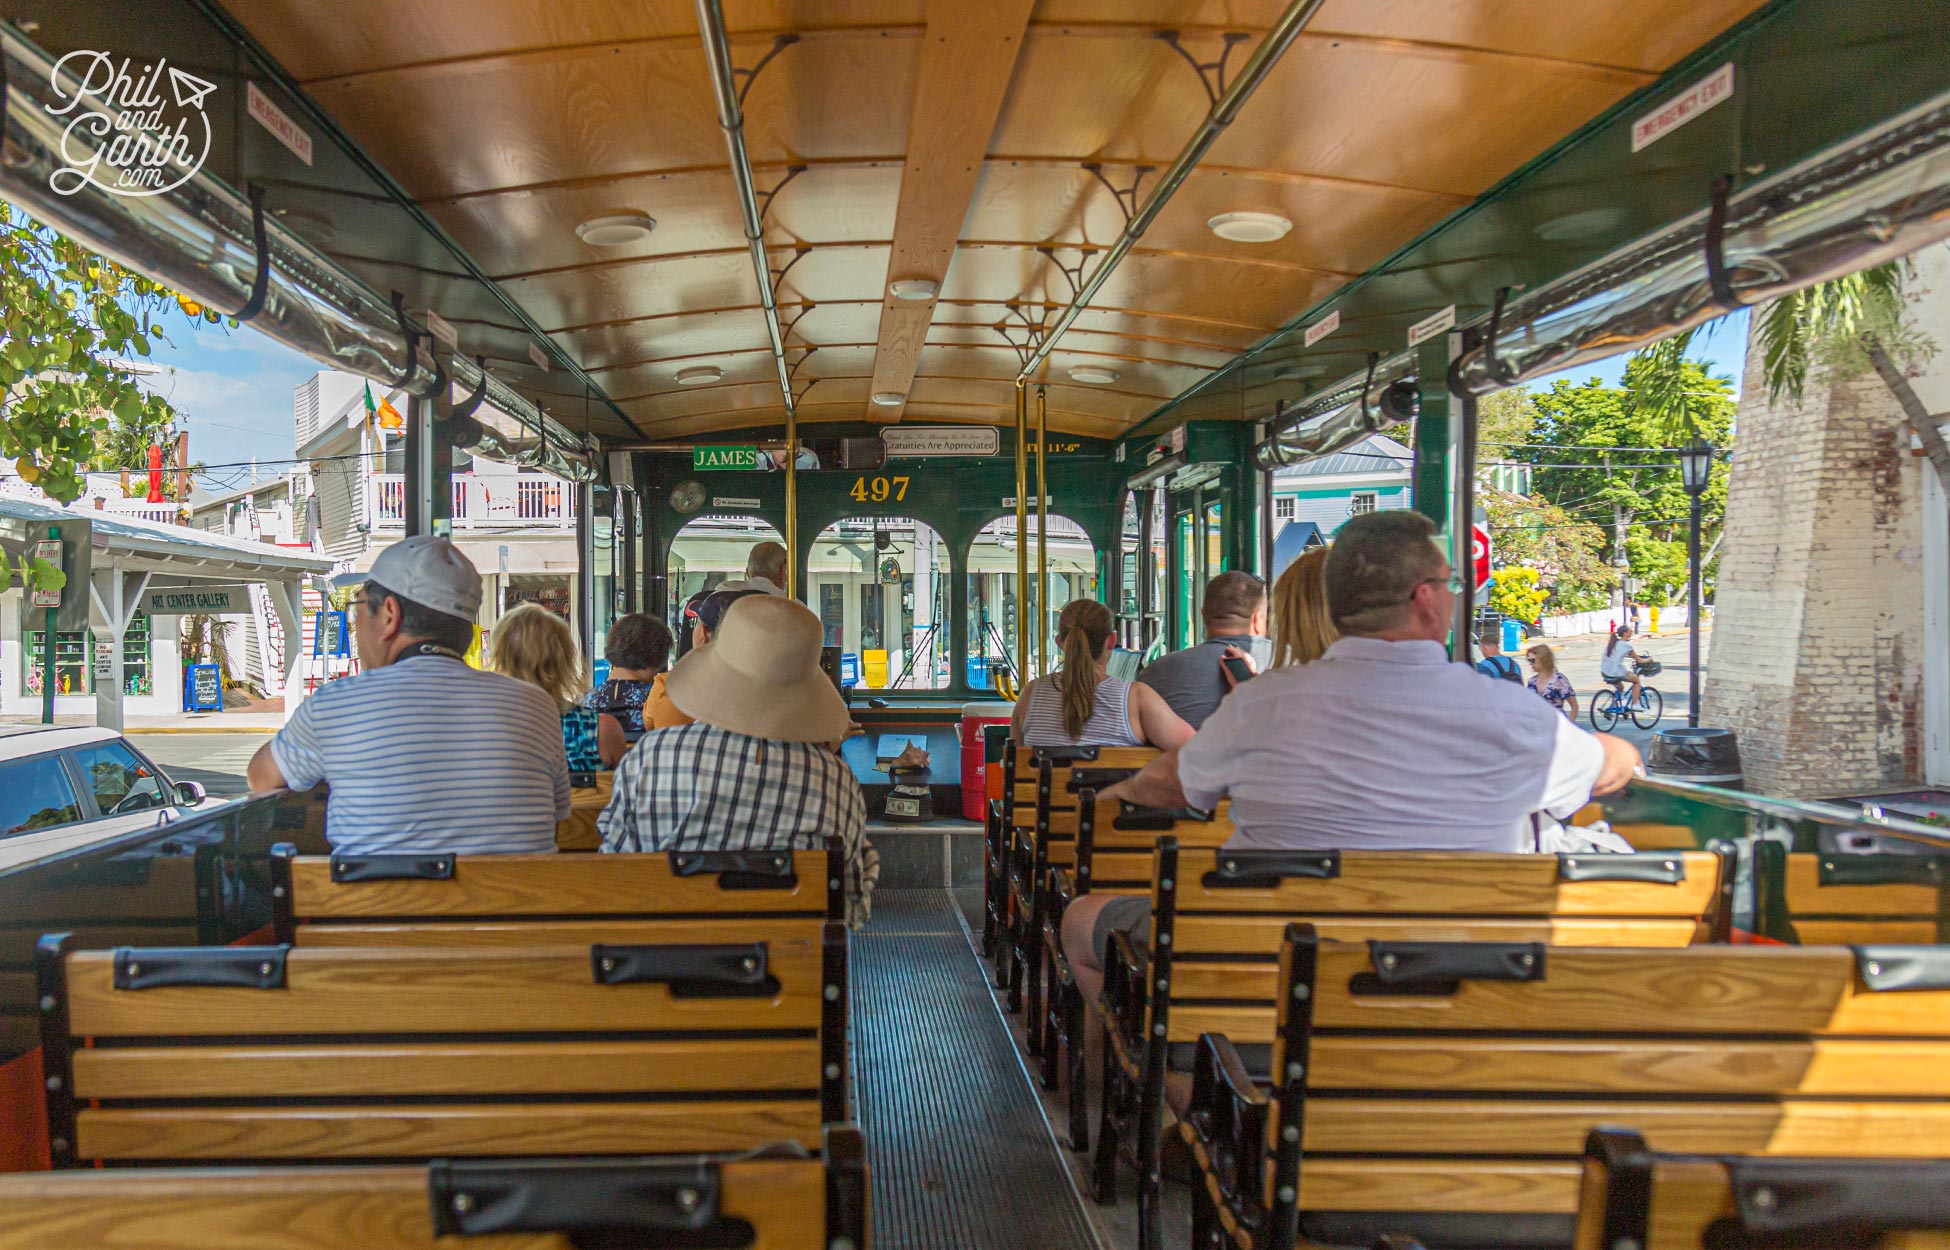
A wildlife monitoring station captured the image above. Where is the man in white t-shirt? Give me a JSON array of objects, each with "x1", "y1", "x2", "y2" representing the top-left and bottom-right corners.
[
  {"x1": 246, "y1": 536, "x2": 569, "y2": 855},
  {"x1": 1061, "y1": 510, "x2": 1641, "y2": 1012}
]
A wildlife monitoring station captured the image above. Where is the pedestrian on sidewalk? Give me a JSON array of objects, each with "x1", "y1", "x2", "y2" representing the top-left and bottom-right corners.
[{"x1": 1473, "y1": 628, "x2": 1522, "y2": 683}]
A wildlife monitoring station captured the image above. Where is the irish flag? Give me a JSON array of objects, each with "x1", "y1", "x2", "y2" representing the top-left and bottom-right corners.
[{"x1": 364, "y1": 382, "x2": 403, "y2": 432}]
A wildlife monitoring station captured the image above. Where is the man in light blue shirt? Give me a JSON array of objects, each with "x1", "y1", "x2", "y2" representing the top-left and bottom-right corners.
[{"x1": 247, "y1": 535, "x2": 569, "y2": 854}]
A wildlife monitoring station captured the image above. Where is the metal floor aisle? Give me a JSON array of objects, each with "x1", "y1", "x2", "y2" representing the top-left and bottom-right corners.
[{"x1": 852, "y1": 890, "x2": 1103, "y2": 1250}]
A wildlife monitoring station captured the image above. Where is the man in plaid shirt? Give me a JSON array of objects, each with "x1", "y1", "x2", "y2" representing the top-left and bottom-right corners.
[{"x1": 598, "y1": 595, "x2": 878, "y2": 926}]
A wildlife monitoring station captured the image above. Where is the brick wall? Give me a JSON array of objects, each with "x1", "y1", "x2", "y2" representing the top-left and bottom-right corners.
[{"x1": 1704, "y1": 323, "x2": 1928, "y2": 797}]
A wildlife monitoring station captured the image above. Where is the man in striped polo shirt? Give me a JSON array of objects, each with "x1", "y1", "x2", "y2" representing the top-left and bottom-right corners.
[{"x1": 247, "y1": 535, "x2": 570, "y2": 854}]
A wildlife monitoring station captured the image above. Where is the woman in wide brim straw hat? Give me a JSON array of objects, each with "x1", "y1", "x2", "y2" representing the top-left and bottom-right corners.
[{"x1": 665, "y1": 593, "x2": 850, "y2": 743}]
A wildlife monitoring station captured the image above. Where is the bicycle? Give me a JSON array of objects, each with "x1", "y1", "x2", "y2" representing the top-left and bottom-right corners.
[{"x1": 1589, "y1": 662, "x2": 1664, "y2": 731}]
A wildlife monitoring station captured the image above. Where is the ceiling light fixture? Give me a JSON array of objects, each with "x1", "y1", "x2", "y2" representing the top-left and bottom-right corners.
[
  {"x1": 1207, "y1": 211, "x2": 1293, "y2": 243},
  {"x1": 674, "y1": 365, "x2": 723, "y2": 386},
  {"x1": 871, "y1": 392, "x2": 907, "y2": 407},
  {"x1": 575, "y1": 213, "x2": 657, "y2": 246},
  {"x1": 888, "y1": 278, "x2": 938, "y2": 301},
  {"x1": 1068, "y1": 365, "x2": 1119, "y2": 385}
]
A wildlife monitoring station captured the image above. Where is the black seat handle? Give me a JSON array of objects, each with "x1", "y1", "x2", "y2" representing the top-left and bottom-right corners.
[{"x1": 429, "y1": 1155, "x2": 750, "y2": 1240}]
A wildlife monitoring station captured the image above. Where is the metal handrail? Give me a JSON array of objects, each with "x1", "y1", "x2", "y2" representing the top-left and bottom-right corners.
[{"x1": 1630, "y1": 774, "x2": 1950, "y2": 850}]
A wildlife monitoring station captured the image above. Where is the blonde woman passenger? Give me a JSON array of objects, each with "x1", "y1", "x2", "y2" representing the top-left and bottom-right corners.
[
  {"x1": 1010, "y1": 599, "x2": 1193, "y2": 751},
  {"x1": 491, "y1": 602, "x2": 601, "y2": 773},
  {"x1": 1269, "y1": 546, "x2": 1337, "y2": 668}
]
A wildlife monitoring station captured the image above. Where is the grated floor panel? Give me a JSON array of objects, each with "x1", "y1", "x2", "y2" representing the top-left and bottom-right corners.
[{"x1": 853, "y1": 890, "x2": 1103, "y2": 1250}]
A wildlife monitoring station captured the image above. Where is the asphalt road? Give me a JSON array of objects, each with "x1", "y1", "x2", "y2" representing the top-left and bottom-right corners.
[
  {"x1": 1513, "y1": 628, "x2": 1711, "y2": 753},
  {"x1": 130, "y1": 732, "x2": 271, "y2": 797}
]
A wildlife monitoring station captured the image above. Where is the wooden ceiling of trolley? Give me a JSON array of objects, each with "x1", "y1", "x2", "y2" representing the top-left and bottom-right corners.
[{"x1": 219, "y1": 0, "x2": 1768, "y2": 441}]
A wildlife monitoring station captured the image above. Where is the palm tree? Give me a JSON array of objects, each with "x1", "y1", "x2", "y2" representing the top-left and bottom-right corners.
[{"x1": 1632, "y1": 261, "x2": 1945, "y2": 484}]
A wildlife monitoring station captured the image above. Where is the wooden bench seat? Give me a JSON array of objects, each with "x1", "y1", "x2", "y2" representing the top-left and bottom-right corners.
[
  {"x1": 1092, "y1": 838, "x2": 1736, "y2": 1247},
  {"x1": 269, "y1": 843, "x2": 839, "y2": 948},
  {"x1": 1753, "y1": 843, "x2": 1950, "y2": 944},
  {"x1": 0, "y1": 1126, "x2": 867, "y2": 1250},
  {"x1": 990, "y1": 744, "x2": 1155, "y2": 1024},
  {"x1": 36, "y1": 927, "x2": 847, "y2": 1168},
  {"x1": 1575, "y1": 1129, "x2": 1950, "y2": 1250},
  {"x1": 1041, "y1": 795, "x2": 1232, "y2": 1146},
  {"x1": 1186, "y1": 932, "x2": 1950, "y2": 1250}
]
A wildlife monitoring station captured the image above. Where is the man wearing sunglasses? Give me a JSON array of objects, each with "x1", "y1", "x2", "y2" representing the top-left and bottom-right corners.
[
  {"x1": 1065, "y1": 511, "x2": 1642, "y2": 1015},
  {"x1": 246, "y1": 535, "x2": 570, "y2": 855}
]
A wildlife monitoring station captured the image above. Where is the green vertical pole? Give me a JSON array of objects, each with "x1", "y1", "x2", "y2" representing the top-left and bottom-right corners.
[
  {"x1": 1411, "y1": 340, "x2": 1453, "y2": 535},
  {"x1": 41, "y1": 525, "x2": 58, "y2": 725}
]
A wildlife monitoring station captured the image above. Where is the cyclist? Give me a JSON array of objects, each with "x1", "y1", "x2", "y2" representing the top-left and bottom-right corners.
[{"x1": 1600, "y1": 626, "x2": 1649, "y2": 708}]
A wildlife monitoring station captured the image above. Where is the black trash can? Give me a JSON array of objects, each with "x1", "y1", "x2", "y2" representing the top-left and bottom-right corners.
[{"x1": 1646, "y1": 727, "x2": 1743, "y2": 790}]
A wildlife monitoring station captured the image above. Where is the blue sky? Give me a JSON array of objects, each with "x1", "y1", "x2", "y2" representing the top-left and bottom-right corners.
[
  {"x1": 1526, "y1": 307, "x2": 1751, "y2": 395},
  {"x1": 135, "y1": 315, "x2": 321, "y2": 493}
]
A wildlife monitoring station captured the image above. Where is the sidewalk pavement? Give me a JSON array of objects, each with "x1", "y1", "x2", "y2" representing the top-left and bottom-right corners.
[{"x1": 0, "y1": 712, "x2": 286, "y2": 733}]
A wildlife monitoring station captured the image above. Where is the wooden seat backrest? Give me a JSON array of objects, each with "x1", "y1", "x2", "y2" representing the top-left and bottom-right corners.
[
  {"x1": 1574, "y1": 1129, "x2": 1950, "y2": 1250},
  {"x1": 1149, "y1": 840, "x2": 1734, "y2": 1053},
  {"x1": 0, "y1": 1127, "x2": 867, "y2": 1250},
  {"x1": 270, "y1": 844, "x2": 838, "y2": 948},
  {"x1": 38, "y1": 925, "x2": 847, "y2": 1167},
  {"x1": 1198, "y1": 932, "x2": 1950, "y2": 1248},
  {"x1": 1005, "y1": 744, "x2": 1156, "y2": 871},
  {"x1": 1754, "y1": 843, "x2": 1950, "y2": 945},
  {"x1": 1073, "y1": 793, "x2": 1232, "y2": 896}
]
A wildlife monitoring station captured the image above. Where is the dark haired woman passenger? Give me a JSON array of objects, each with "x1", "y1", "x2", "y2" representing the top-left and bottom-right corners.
[
  {"x1": 587, "y1": 613, "x2": 675, "y2": 767},
  {"x1": 1009, "y1": 599, "x2": 1192, "y2": 751}
]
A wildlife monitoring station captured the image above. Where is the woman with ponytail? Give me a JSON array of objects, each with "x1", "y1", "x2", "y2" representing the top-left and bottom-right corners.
[{"x1": 1009, "y1": 599, "x2": 1193, "y2": 750}]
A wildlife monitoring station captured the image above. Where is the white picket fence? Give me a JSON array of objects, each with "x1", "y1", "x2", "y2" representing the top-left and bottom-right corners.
[{"x1": 1537, "y1": 605, "x2": 1699, "y2": 638}]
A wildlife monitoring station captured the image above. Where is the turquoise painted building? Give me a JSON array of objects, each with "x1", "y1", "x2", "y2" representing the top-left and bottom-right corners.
[{"x1": 1270, "y1": 434, "x2": 1413, "y2": 572}]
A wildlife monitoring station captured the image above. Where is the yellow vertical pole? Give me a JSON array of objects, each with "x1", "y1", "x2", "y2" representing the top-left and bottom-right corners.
[
  {"x1": 784, "y1": 416, "x2": 798, "y2": 598},
  {"x1": 1035, "y1": 384, "x2": 1049, "y2": 679},
  {"x1": 1014, "y1": 380, "x2": 1028, "y2": 684}
]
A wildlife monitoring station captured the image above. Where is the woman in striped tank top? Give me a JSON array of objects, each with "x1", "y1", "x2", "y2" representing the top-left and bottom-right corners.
[{"x1": 1010, "y1": 600, "x2": 1193, "y2": 751}]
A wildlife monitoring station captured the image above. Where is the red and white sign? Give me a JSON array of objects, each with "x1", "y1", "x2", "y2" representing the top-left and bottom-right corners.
[
  {"x1": 1471, "y1": 521, "x2": 1492, "y2": 593},
  {"x1": 247, "y1": 82, "x2": 313, "y2": 166},
  {"x1": 1631, "y1": 63, "x2": 1734, "y2": 153}
]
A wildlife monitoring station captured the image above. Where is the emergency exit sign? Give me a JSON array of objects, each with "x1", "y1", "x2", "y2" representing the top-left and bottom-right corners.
[{"x1": 694, "y1": 445, "x2": 760, "y2": 470}]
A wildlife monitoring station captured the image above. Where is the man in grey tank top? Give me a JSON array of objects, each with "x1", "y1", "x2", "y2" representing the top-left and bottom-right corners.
[{"x1": 1136, "y1": 571, "x2": 1272, "y2": 729}]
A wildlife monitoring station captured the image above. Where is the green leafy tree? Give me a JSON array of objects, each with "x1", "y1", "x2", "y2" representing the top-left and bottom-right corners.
[
  {"x1": 1517, "y1": 359, "x2": 1734, "y2": 602},
  {"x1": 1483, "y1": 488, "x2": 1618, "y2": 613},
  {"x1": 0, "y1": 206, "x2": 211, "y2": 503}
]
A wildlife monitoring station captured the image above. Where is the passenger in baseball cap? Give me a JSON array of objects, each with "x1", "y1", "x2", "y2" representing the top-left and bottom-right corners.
[{"x1": 247, "y1": 535, "x2": 571, "y2": 856}]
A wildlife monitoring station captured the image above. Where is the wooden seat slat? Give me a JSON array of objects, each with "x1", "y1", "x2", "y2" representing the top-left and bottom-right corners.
[
  {"x1": 1782, "y1": 851, "x2": 1939, "y2": 913},
  {"x1": 77, "y1": 1101, "x2": 827, "y2": 1161},
  {"x1": 294, "y1": 917, "x2": 825, "y2": 949},
  {"x1": 1172, "y1": 915, "x2": 1707, "y2": 953},
  {"x1": 1307, "y1": 1035, "x2": 1950, "y2": 1096},
  {"x1": 1301, "y1": 1099, "x2": 1950, "y2": 1157},
  {"x1": 286, "y1": 852, "x2": 827, "y2": 920},
  {"x1": 1791, "y1": 918, "x2": 1938, "y2": 943},
  {"x1": 64, "y1": 942, "x2": 823, "y2": 1037},
  {"x1": 1171, "y1": 850, "x2": 1723, "y2": 917},
  {"x1": 73, "y1": 1037, "x2": 819, "y2": 1099},
  {"x1": 1292, "y1": 1158, "x2": 1583, "y2": 1216},
  {"x1": 1307, "y1": 945, "x2": 1950, "y2": 1036},
  {"x1": 0, "y1": 1157, "x2": 830, "y2": 1250},
  {"x1": 1754, "y1": 846, "x2": 1950, "y2": 944}
]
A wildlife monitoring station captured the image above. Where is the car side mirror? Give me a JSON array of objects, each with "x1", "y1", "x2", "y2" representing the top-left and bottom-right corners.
[{"x1": 173, "y1": 780, "x2": 207, "y2": 807}]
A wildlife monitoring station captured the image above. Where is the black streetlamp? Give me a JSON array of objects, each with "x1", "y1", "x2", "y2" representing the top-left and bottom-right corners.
[{"x1": 1678, "y1": 437, "x2": 1715, "y2": 727}]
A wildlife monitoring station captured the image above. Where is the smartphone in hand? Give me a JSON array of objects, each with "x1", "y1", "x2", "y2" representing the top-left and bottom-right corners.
[{"x1": 1222, "y1": 655, "x2": 1255, "y2": 685}]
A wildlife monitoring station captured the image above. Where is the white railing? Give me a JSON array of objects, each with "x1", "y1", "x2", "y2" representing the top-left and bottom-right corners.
[
  {"x1": 371, "y1": 474, "x2": 576, "y2": 529},
  {"x1": 101, "y1": 500, "x2": 181, "y2": 525}
]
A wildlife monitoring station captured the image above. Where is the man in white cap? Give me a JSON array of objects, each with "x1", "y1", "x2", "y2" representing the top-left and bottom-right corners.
[
  {"x1": 598, "y1": 594, "x2": 878, "y2": 927},
  {"x1": 247, "y1": 534, "x2": 570, "y2": 854}
]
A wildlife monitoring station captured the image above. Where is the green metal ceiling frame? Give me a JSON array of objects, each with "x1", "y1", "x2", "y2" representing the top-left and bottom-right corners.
[{"x1": 1122, "y1": 0, "x2": 1950, "y2": 447}]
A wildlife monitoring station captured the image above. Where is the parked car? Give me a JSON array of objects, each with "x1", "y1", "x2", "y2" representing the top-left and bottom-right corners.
[{"x1": 0, "y1": 726, "x2": 213, "y2": 852}]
